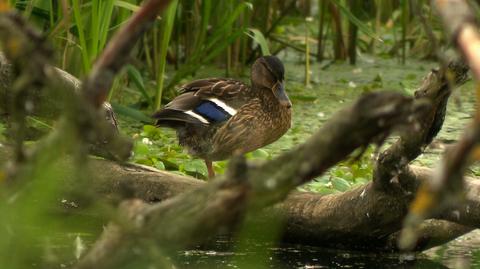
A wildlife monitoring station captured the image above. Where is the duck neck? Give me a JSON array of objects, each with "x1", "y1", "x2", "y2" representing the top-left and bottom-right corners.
[
  {"x1": 251, "y1": 83, "x2": 284, "y2": 114},
  {"x1": 250, "y1": 81, "x2": 272, "y2": 99}
]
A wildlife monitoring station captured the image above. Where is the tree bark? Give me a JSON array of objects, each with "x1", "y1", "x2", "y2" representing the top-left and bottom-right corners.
[{"x1": 1, "y1": 145, "x2": 475, "y2": 254}]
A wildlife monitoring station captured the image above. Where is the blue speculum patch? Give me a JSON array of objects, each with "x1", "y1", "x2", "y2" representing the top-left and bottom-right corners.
[{"x1": 194, "y1": 101, "x2": 231, "y2": 122}]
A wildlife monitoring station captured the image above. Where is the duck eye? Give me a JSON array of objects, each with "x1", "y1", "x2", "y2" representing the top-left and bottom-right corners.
[{"x1": 261, "y1": 62, "x2": 275, "y2": 76}]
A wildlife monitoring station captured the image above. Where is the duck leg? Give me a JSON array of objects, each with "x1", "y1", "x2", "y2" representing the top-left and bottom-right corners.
[{"x1": 205, "y1": 159, "x2": 215, "y2": 179}]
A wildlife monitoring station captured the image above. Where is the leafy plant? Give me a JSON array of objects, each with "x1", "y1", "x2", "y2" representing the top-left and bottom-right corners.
[{"x1": 302, "y1": 146, "x2": 375, "y2": 194}]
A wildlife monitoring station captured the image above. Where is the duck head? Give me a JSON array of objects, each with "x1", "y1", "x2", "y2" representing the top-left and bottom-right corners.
[{"x1": 251, "y1": 56, "x2": 292, "y2": 108}]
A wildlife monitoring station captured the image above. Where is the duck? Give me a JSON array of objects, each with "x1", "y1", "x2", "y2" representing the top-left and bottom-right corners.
[{"x1": 153, "y1": 56, "x2": 292, "y2": 179}]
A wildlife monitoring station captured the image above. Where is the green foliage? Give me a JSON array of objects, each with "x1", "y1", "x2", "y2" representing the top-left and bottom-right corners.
[
  {"x1": 11, "y1": 0, "x2": 442, "y2": 110},
  {"x1": 111, "y1": 103, "x2": 152, "y2": 123},
  {"x1": 131, "y1": 125, "x2": 211, "y2": 179},
  {"x1": 114, "y1": 0, "x2": 141, "y2": 12},
  {"x1": 72, "y1": 0, "x2": 116, "y2": 72},
  {"x1": 301, "y1": 147, "x2": 374, "y2": 194}
]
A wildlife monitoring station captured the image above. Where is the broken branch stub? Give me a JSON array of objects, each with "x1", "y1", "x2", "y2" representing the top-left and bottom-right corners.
[{"x1": 373, "y1": 60, "x2": 469, "y2": 190}]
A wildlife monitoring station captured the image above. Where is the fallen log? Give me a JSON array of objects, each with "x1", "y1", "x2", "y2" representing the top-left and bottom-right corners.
[{"x1": 1, "y1": 145, "x2": 474, "y2": 253}]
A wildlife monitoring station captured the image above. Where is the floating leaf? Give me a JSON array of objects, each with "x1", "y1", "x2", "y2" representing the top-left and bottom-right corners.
[
  {"x1": 134, "y1": 142, "x2": 149, "y2": 156},
  {"x1": 331, "y1": 177, "x2": 351, "y2": 192},
  {"x1": 154, "y1": 160, "x2": 166, "y2": 170},
  {"x1": 251, "y1": 149, "x2": 270, "y2": 159},
  {"x1": 290, "y1": 95, "x2": 318, "y2": 102}
]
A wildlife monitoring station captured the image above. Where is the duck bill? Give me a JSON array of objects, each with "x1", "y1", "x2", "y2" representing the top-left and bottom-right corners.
[{"x1": 273, "y1": 82, "x2": 292, "y2": 108}]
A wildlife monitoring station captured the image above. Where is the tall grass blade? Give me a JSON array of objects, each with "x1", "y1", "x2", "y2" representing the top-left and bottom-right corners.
[
  {"x1": 154, "y1": 0, "x2": 178, "y2": 110},
  {"x1": 193, "y1": 0, "x2": 211, "y2": 52},
  {"x1": 89, "y1": 0, "x2": 100, "y2": 60},
  {"x1": 246, "y1": 28, "x2": 270, "y2": 56},
  {"x1": 99, "y1": 0, "x2": 115, "y2": 50},
  {"x1": 114, "y1": 0, "x2": 141, "y2": 12},
  {"x1": 126, "y1": 64, "x2": 152, "y2": 106},
  {"x1": 330, "y1": 0, "x2": 383, "y2": 42},
  {"x1": 72, "y1": 0, "x2": 90, "y2": 72}
]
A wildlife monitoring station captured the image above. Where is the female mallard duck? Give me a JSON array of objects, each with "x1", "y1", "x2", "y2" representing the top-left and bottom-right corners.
[{"x1": 153, "y1": 56, "x2": 291, "y2": 178}]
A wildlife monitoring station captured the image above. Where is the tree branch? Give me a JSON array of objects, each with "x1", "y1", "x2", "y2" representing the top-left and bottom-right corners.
[{"x1": 373, "y1": 60, "x2": 469, "y2": 190}]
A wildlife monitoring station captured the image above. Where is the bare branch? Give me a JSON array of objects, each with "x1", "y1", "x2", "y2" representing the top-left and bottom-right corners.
[{"x1": 373, "y1": 60, "x2": 469, "y2": 190}]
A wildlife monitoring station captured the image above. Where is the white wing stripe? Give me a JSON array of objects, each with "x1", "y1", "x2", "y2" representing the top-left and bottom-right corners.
[
  {"x1": 208, "y1": 98, "x2": 237, "y2": 116},
  {"x1": 184, "y1": 110, "x2": 210, "y2": 124}
]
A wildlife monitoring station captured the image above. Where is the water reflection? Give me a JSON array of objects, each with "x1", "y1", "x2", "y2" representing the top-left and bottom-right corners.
[{"x1": 177, "y1": 231, "x2": 480, "y2": 269}]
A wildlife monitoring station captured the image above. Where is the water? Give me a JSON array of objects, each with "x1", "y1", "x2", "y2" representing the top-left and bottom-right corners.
[{"x1": 176, "y1": 231, "x2": 480, "y2": 268}]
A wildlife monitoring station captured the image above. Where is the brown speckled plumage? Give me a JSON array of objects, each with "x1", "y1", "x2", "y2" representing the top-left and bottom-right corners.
[{"x1": 153, "y1": 56, "x2": 291, "y2": 177}]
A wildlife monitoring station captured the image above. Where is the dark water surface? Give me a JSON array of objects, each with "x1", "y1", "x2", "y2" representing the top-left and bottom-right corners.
[{"x1": 175, "y1": 231, "x2": 480, "y2": 268}]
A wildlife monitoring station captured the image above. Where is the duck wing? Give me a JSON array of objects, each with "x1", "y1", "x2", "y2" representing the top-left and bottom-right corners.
[{"x1": 153, "y1": 78, "x2": 249, "y2": 126}]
